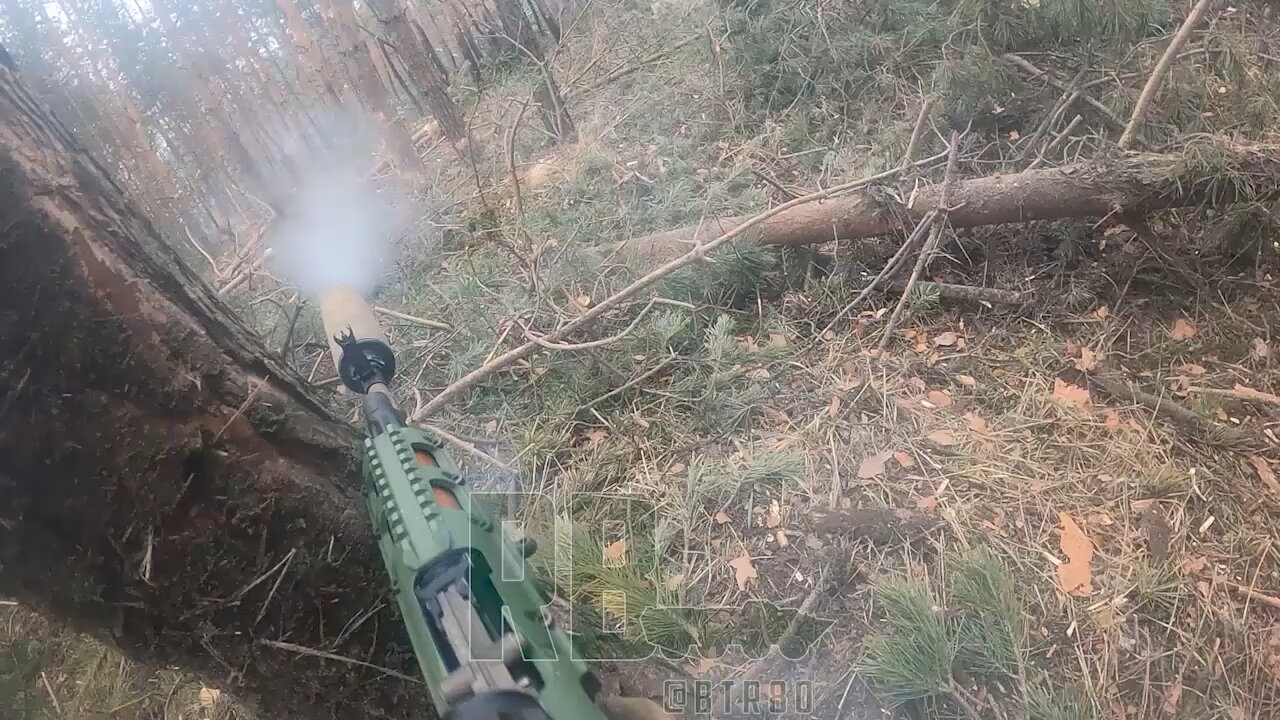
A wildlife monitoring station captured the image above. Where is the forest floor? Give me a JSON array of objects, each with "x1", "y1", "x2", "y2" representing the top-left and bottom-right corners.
[{"x1": 8, "y1": 1, "x2": 1280, "y2": 719}]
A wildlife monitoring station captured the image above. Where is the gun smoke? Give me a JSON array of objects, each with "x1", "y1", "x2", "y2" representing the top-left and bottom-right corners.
[{"x1": 268, "y1": 112, "x2": 406, "y2": 297}]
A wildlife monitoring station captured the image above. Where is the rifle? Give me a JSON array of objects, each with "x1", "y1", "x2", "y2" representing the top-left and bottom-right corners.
[{"x1": 318, "y1": 285, "x2": 613, "y2": 720}]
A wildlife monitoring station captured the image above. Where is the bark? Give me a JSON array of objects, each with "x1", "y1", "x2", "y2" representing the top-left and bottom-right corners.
[
  {"x1": 0, "y1": 56, "x2": 426, "y2": 719},
  {"x1": 368, "y1": 0, "x2": 465, "y2": 141},
  {"x1": 615, "y1": 145, "x2": 1280, "y2": 261}
]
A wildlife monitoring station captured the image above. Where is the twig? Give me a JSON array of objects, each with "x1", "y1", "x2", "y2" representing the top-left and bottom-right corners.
[
  {"x1": 570, "y1": 34, "x2": 702, "y2": 98},
  {"x1": 412, "y1": 150, "x2": 947, "y2": 420},
  {"x1": 1028, "y1": 114, "x2": 1084, "y2": 170},
  {"x1": 877, "y1": 131, "x2": 964, "y2": 354},
  {"x1": 1092, "y1": 375, "x2": 1264, "y2": 450},
  {"x1": 736, "y1": 579, "x2": 826, "y2": 685},
  {"x1": 519, "y1": 299, "x2": 660, "y2": 351},
  {"x1": 899, "y1": 97, "x2": 934, "y2": 172},
  {"x1": 213, "y1": 378, "x2": 268, "y2": 444},
  {"x1": 184, "y1": 226, "x2": 222, "y2": 277},
  {"x1": 254, "y1": 548, "x2": 296, "y2": 626},
  {"x1": 819, "y1": 210, "x2": 938, "y2": 336},
  {"x1": 373, "y1": 306, "x2": 451, "y2": 331},
  {"x1": 1002, "y1": 54, "x2": 1125, "y2": 131},
  {"x1": 41, "y1": 672, "x2": 62, "y2": 716},
  {"x1": 1222, "y1": 580, "x2": 1280, "y2": 610},
  {"x1": 1118, "y1": 0, "x2": 1218, "y2": 149},
  {"x1": 257, "y1": 639, "x2": 420, "y2": 683},
  {"x1": 1187, "y1": 385, "x2": 1280, "y2": 407},
  {"x1": 410, "y1": 396, "x2": 515, "y2": 472},
  {"x1": 576, "y1": 354, "x2": 676, "y2": 413},
  {"x1": 888, "y1": 281, "x2": 1024, "y2": 306},
  {"x1": 1020, "y1": 69, "x2": 1085, "y2": 159}
]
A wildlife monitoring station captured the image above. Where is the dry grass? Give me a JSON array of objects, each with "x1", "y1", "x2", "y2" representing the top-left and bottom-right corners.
[{"x1": 0, "y1": 604, "x2": 250, "y2": 720}]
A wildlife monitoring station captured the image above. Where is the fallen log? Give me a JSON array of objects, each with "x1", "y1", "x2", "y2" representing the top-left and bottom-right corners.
[{"x1": 613, "y1": 143, "x2": 1280, "y2": 261}]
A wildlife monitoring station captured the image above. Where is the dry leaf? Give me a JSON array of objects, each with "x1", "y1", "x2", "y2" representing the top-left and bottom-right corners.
[
  {"x1": 956, "y1": 374, "x2": 978, "y2": 388},
  {"x1": 575, "y1": 294, "x2": 592, "y2": 308},
  {"x1": 585, "y1": 429, "x2": 609, "y2": 445},
  {"x1": 1247, "y1": 456, "x2": 1280, "y2": 495},
  {"x1": 1234, "y1": 383, "x2": 1280, "y2": 405},
  {"x1": 926, "y1": 430, "x2": 959, "y2": 446},
  {"x1": 1161, "y1": 676, "x2": 1184, "y2": 716},
  {"x1": 857, "y1": 450, "x2": 895, "y2": 479},
  {"x1": 964, "y1": 412, "x2": 989, "y2": 433},
  {"x1": 1180, "y1": 555, "x2": 1207, "y2": 575},
  {"x1": 603, "y1": 539, "x2": 628, "y2": 565},
  {"x1": 826, "y1": 395, "x2": 842, "y2": 418},
  {"x1": 1253, "y1": 337, "x2": 1271, "y2": 359},
  {"x1": 765, "y1": 499, "x2": 782, "y2": 528},
  {"x1": 1090, "y1": 305, "x2": 1110, "y2": 320},
  {"x1": 669, "y1": 462, "x2": 686, "y2": 474},
  {"x1": 916, "y1": 495, "x2": 938, "y2": 510},
  {"x1": 1057, "y1": 511, "x2": 1094, "y2": 596},
  {"x1": 665, "y1": 573, "x2": 685, "y2": 591},
  {"x1": 1074, "y1": 347, "x2": 1099, "y2": 372},
  {"x1": 199, "y1": 688, "x2": 222, "y2": 707},
  {"x1": 893, "y1": 451, "x2": 915, "y2": 468},
  {"x1": 1051, "y1": 378, "x2": 1091, "y2": 411},
  {"x1": 908, "y1": 377, "x2": 927, "y2": 391},
  {"x1": 1180, "y1": 363, "x2": 1207, "y2": 375},
  {"x1": 728, "y1": 551, "x2": 757, "y2": 590},
  {"x1": 713, "y1": 511, "x2": 731, "y2": 525},
  {"x1": 1103, "y1": 408, "x2": 1121, "y2": 432},
  {"x1": 775, "y1": 530, "x2": 789, "y2": 547},
  {"x1": 926, "y1": 390, "x2": 953, "y2": 407},
  {"x1": 767, "y1": 332, "x2": 788, "y2": 348},
  {"x1": 933, "y1": 331, "x2": 959, "y2": 347},
  {"x1": 1170, "y1": 318, "x2": 1197, "y2": 341}
]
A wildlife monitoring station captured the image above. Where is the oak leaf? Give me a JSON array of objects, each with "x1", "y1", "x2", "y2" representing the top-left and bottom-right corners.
[
  {"x1": 1170, "y1": 318, "x2": 1197, "y2": 341},
  {"x1": 857, "y1": 450, "x2": 894, "y2": 479},
  {"x1": 728, "y1": 552, "x2": 757, "y2": 590},
  {"x1": 1057, "y1": 511, "x2": 1094, "y2": 596},
  {"x1": 1051, "y1": 378, "x2": 1090, "y2": 411}
]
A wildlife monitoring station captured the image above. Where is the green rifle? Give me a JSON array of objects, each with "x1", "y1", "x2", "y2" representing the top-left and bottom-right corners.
[{"x1": 319, "y1": 286, "x2": 609, "y2": 720}]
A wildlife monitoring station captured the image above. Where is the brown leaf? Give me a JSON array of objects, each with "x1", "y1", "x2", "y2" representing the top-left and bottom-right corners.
[
  {"x1": 826, "y1": 395, "x2": 842, "y2": 418},
  {"x1": 1161, "y1": 675, "x2": 1184, "y2": 716},
  {"x1": 933, "y1": 331, "x2": 959, "y2": 347},
  {"x1": 1180, "y1": 555, "x2": 1207, "y2": 575},
  {"x1": 1180, "y1": 363, "x2": 1207, "y2": 375},
  {"x1": 1090, "y1": 305, "x2": 1110, "y2": 320},
  {"x1": 585, "y1": 429, "x2": 609, "y2": 445},
  {"x1": 1170, "y1": 318, "x2": 1197, "y2": 341},
  {"x1": 199, "y1": 688, "x2": 222, "y2": 708},
  {"x1": 926, "y1": 430, "x2": 959, "y2": 446},
  {"x1": 1057, "y1": 511, "x2": 1094, "y2": 596},
  {"x1": 1074, "y1": 347, "x2": 1100, "y2": 372},
  {"x1": 908, "y1": 377, "x2": 927, "y2": 391},
  {"x1": 713, "y1": 511, "x2": 731, "y2": 525},
  {"x1": 1247, "y1": 456, "x2": 1280, "y2": 495},
  {"x1": 1234, "y1": 384, "x2": 1280, "y2": 406},
  {"x1": 765, "y1": 499, "x2": 782, "y2": 529},
  {"x1": 857, "y1": 450, "x2": 895, "y2": 479},
  {"x1": 1253, "y1": 337, "x2": 1271, "y2": 360},
  {"x1": 1051, "y1": 378, "x2": 1091, "y2": 411},
  {"x1": 669, "y1": 462, "x2": 686, "y2": 474},
  {"x1": 964, "y1": 412, "x2": 989, "y2": 433},
  {"x1": 956, "y1": 374, "x2": 978, "y2": 388},
  {"x1": 893, "y1": 451, "x2": 915, "y2": 468},
  {"x1": 767, "y1": 332, "x2": 788, "y2": 348},
  {"x1": 925, "y1": 390, "x2": 953, "y2": 407},
  {"x1": 916, "y1": 495, "x2": 938, "y2": 511},
  {"x1": 775, "y1": 530, "x2": 789, "y2": 546},
  {"x1": 603, "y1": 539, "x2": 627, "y2": 565},
  {"x1": 1103, "y1": 408, "x2": 1121, "y2": 432},
  {"x1": 1008, "y1": 129, "x2": 1021, "y2": 141},
  {"x1": 575, "y1": 294, "x2": 592, "y2": 308},
  {"x1": 728, "y1": 551, "x2": 757, "y2": 590}
]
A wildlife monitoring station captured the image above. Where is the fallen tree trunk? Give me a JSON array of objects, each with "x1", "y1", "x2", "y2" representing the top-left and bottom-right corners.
[
  {"x1": 615, "y1": 144, "x2": 1280, "y2": 260},
  {"x1": 0, "y1": 56, "x2": 427, "y2": 718}
]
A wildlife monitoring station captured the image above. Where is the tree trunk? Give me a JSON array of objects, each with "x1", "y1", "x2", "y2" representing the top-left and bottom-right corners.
[
  {"x1": 368, "y1": 0, "x2": 465, "y2": 142},
  {"x1": 614, "y1": 145, "x2": 1280, "y2": 261},
  {"x1": 0, "y1": 54, "x2": 426, "y2": 720}
]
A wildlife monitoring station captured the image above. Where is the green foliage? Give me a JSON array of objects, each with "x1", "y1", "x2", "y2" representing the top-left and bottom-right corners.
[
  {"x1": 950, "y1": 546, "x2": 1025, "y2": 679},
  {"x1": 862, "y1": 577, "x2": 956, "y2": 704},
  {"x1": 864, "y1": 548, "x2": 1100, "y2": 719}
]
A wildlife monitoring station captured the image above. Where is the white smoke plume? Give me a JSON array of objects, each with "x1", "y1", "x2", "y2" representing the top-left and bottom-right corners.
[{"x1": 267, "y1": 111, "x2": 407, "y2": 296}]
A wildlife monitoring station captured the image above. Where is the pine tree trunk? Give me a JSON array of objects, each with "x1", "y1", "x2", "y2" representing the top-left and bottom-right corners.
[
  {"x1": 0, "y1": 53, "x2": 426, "y2": 720},
  {"x1": 367, "y1": 0, "x2": 465, "y2": 142}
]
